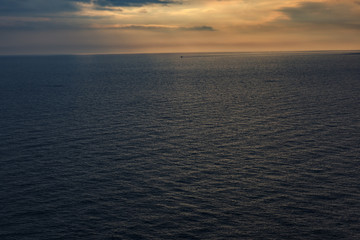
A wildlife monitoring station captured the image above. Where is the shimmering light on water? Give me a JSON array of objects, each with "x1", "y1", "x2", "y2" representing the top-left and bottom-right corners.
[{"x1": 0, "y1": 52, "x2": 360, "y2": 239}]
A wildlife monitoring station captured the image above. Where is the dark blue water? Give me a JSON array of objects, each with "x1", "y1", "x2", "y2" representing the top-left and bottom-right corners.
[{"x1": 1, "y1": 52, "x2": 360, "y2": 239}]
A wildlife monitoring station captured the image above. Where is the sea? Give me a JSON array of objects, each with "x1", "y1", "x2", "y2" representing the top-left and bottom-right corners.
[{"x1": 0, "y1": 51, "x2": 359, "y2": 239}]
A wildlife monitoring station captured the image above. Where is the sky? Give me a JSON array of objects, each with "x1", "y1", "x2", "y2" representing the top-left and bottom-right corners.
[{"x1": 1, "y1": 0, "x2": 360, "y2": 54}]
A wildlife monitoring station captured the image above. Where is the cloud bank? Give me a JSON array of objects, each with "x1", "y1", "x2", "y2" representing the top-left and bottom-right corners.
[{"x1": 1, "y1": 0, "x2": 360, "y2": 54}]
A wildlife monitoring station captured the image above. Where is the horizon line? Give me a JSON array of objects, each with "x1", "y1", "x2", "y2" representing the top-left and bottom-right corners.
[{"x1": 1, "y1": 49, "x2": 360, "y2": 57}]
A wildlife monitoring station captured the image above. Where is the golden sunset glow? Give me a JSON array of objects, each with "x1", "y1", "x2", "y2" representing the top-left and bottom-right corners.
[{"x1": 1, "y1": 0, "x2": 360, "y2": 54}]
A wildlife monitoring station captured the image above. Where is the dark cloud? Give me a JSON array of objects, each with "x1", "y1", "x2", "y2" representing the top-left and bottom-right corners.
[
  {"x1": 0, "y1": 0, "x2": 179, "y2": 31},
  {"x1": 110, "y1": 24, "x2": 171, "y2": 30},
  {"x1": 280, "y1": 2, "x2": 334, "y2": 24},
  {"x1": 96, "y1": 0, "x2": 175, "y2": 7},
  {"x1": 95, "y1": 24, "x2": 215, "y2": 32},
  {"x1": 278, "y1": 1, "x2": 360, "y2": 30},
  {"x1": 0, "y1": 0, "x2": 90, "y2": 16},
  {"x1": 0, "y1": 0, "x2": 176, "y2": 16},
  {"x1": 0, "y1": 17, "x2": 91, "y2": 31},
  {"x1": 179, "y1": 26, "x2": 215, "y2": 31}
]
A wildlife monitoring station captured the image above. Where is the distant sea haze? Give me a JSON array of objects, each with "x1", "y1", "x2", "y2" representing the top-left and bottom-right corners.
[{"x1": 0, "y1": 51, "x2": 360, "y2": 239}]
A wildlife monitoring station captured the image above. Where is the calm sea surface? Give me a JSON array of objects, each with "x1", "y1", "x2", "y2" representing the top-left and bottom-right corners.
[{"x1": 0, "y1": 52, "x2": 360, "y2": 239}]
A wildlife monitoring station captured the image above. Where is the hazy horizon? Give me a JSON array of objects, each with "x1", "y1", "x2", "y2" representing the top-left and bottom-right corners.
[{"x1": 1, "y1": 49, "x2": 360, "y2": 57}]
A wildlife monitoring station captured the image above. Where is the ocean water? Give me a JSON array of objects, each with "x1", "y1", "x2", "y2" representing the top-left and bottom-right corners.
[{"x1": 0, "y1": 51, "x2": 359, "y2": 239}]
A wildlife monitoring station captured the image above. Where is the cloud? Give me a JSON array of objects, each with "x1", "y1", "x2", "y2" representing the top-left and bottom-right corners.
[
  {"x1": 0, "y1": 16, "x2": 91, "y2": 31},
  {"x1": 95, "y1": 0, "x2": 175, "y2": 7},
  {"x1": 0, "y1": 0, "x2": 90, "y2": 16},
  {"x1": 1, "y1": 0, "x2": 360, "y2": 54},
  {"x1": 0, "y1": 0, "x2": 176, "y2": 16},
  {"x1": 90, "y1": 23, "x2": 215, "y2": 32},
  {"x1": 0, "y1": 0, "x2": 181, "y2": 31},
  {"x1": 179, "y1": 26, "x2": 215, "y2": 31},
  {"x1": 278, "y1": 1, "x2": 360, "y2": 30},
  {"x1": 91, "y1": 24, "x2": 175, "y2": 30}
]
